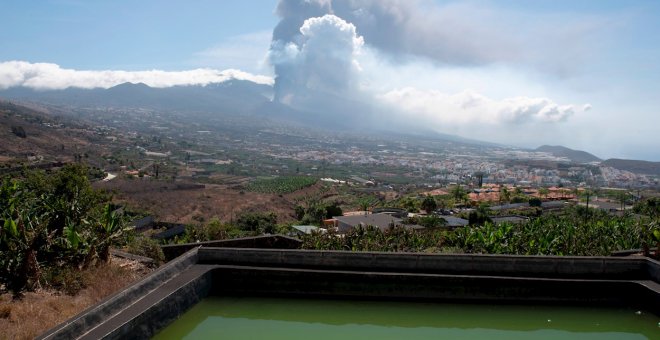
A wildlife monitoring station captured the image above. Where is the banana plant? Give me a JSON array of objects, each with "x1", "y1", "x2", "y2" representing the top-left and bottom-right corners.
[{"x1": 95, "y1": 204, "x2": 128, "y2": 263}]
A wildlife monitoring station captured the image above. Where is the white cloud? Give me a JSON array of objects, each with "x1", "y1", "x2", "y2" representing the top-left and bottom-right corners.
[
  {"x1": 0, "y1": 60, "x2": 273, "y2": 90},
  {"x1": 379, "y1": 87, "x2": 586, "y2": 125}
]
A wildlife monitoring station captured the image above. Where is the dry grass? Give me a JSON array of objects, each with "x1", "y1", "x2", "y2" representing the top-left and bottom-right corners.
[
  {"x1": 95, "y1": 179, "x2": 339, "y2": 224},
  {"x1": 0, "y1": 257, "x2": 152, "y2": 340},
  {"x1": 94, "y1": 178, "x2": 350, "y2": 224}
]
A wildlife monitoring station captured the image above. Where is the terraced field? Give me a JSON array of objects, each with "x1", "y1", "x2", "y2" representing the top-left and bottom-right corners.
[{"x1": 245, "y1": 176, "x2": 318, "y2": 194}]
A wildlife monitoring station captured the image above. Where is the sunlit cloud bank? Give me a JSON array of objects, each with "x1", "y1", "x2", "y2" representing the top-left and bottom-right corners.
[
  {"x1": 380, "y1": 88, "x2": 585, "y2": 125},
  {"x1": 0, "y1": 61, "x2": 273, "y2": 90}
]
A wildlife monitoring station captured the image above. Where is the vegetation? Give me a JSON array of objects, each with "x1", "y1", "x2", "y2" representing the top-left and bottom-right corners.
[
  {"x1": 302, "y1": 207, "x2": 659, "y2": 257},
  {"x1": 467, "y1": 204, "x2": 493, "y2": 226},
  {"x1": 528, "y1": 197, "x2": 542, "y2": 207},
  {"x1": 171, "y1": 212, "x2": 291, "y2": 244},
  {"x1": 235, "y1": 212, "x2": 278, "y2": 234},
  {"x1": 294, "y1": 196, "x2": 343, "y2": 225},
  {"x1": 0, "y1": 165, "x2": 129, "y2": 297},
  {"x1": 301, "y1": 226, "x2": 444, "y2": 252},
  {"x1": 245, "y1": 176, "x2": 317, "y2": 194},
  {"x1": 450, "y1": 185, "x2": 468, "y2": 204},
  {"x1": 451, "y1": 215, "x2": 653, "y2": 256},
  {"x1": 125, "y1": 236, "x2": 165, "y2": 264},
  {"x1": 404, "y1": 215, "x2": 447, "y2": 228},
  {"x1": 10, "y1": 126, "x2": 26, "y2": 138},
  {"x1": 391, "y1": 196, "x2": 420, "y2": 213},
  {"x1": 420, "y1": 195, "x2": 437, "y2": 213},
  {"x1": 634, "y1": 197, "x2": 659, "y2": 219}
]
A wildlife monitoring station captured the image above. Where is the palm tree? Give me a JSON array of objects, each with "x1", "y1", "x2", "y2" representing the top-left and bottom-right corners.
[{"x1": 538, "y1": 187, "x2": 550, "y2": 200}]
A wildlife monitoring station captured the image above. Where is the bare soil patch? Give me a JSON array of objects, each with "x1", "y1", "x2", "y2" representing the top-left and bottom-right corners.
[
  {"x1": 96, "y1": 178, "x2": 298, "y2": 224},
  {"x1": 96, "y1": 179, "x2": 343, "y2": 224}
]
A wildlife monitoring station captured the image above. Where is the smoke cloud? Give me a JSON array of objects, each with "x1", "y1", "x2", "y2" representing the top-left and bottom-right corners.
[
  {"x1": 270, "y1": 0, "x2": 518, "y2": 68},
  {"x1": 0, "y1": 61, "x2": 273, "y2": 90},
  {"x1": 269, "y1": 14, "x2": 363, "y2": 105},
  {"x1": 267, "y1": 0, "x2": 589, "y2": 132}
]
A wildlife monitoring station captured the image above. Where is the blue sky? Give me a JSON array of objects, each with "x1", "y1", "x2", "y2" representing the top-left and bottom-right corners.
[
  {"x1": 0, "y1": 1, "x2": 278, "y2": 70},
  {"x1": 1, "y1": 0, "x2": 659, "y2": 161}
]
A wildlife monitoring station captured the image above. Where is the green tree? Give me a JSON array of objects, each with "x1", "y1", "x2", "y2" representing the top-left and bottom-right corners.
[
  {"x1": 500, "y1": 186, "x2": 511, "y2": 204},
  {"x1": 235, "y1": 212, "x2": 278, "y2": 234},
  {"x1": 633, "y1": 198, "x2": 660, "y2": 219},
  {"x1": 450, "y1": 185, "x2": 467, "y2": 204},
  {"x1": 325, "y1": 202, "x2": 343, "y2": 219},
  {"x1": 421, "y1": 195, "x2": 438, "y2": 213},
  {"x1": 395, "y1": 196, "x2": 420, "y2": 213},
  {"x1": 468, "y1": 204, "x2": 493, "y2": 226},
  {"x1": 294, "y1": 195, "x2": 328, "y2": 225},
  {"x1": 538, "y1": 187, "x2": 549, "y2": 200},
  {"x1": 357, "y1": 196, "x2": 378, "y2": 215}
]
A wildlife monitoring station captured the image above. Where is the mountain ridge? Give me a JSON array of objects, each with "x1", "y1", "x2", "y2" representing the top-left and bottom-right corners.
[
  {"x1": 601, "y1": 158, "x2": 660, "y2": 176},
  {"x1": 536, "y1": 145, "x2": 602, "y2": 163}
]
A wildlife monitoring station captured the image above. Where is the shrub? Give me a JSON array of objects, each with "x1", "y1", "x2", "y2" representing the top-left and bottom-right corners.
[
  {"x1": 528, "y1": 197, "x2": 542, "y2": 207},
  {"x1": 235, "y1": 212, "x2": 278, "y2": 234},
  {"x1": 126, "y1": 236, "x2": 165, "y2": 265},
  {"x1": 42, "y1": 266, "x2": 86, "y2": 296},
  {"x1": 11, "y1": 126, "x2": 26, "y2": 138}
]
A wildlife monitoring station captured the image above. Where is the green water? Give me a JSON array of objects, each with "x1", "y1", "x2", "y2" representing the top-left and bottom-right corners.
[{"x1": 153, "y1": 297, "x2": 660, "y2": 340}]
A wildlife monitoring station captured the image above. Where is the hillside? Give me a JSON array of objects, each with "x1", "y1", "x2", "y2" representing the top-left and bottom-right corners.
[
  {"x1": 0, "y1": 82, "x2": 493, "y2": 147},
  {"x1": 536, "y1": 145, "x2": 601, "y2": 163},
  {"x1": 0, "y1": 80, "x2": 272, "y2": 115},
  {"x1": 0, "y1": 101, "x2": 98, "y2": 164},
  {"x1": 601, "y1": 158, "x2": 660, "y2": 176}
]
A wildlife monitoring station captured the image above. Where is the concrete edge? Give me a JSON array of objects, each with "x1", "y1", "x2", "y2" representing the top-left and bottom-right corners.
[
  {"x1": 84, "y1": 265, "x2": 216, "y2": 340},
  {"x1": 646, "y1": 257, "x2": 660, "y2": 282},
  {"x1": 196, "y1": 247, "x2": 653, "y2": 280},
  {"x1": 160, "y1": 235, "x2": 302, "y2": 260},
  {"x1": 37, "y1": 247, "x2": 200, "y2": 340}
]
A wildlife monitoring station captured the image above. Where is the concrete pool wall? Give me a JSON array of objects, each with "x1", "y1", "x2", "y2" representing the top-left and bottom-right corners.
[{"x1": 40, "y1": 247, "x2": 660, "y2": 340}]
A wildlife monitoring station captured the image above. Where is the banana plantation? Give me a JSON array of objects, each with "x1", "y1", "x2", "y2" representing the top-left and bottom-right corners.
[
  {"x1": 302, "y1": 207, "x2": 660, "y2": 257},
  {"x1": 0, "y1": 165, "x2": 128, "y2": 297}
]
